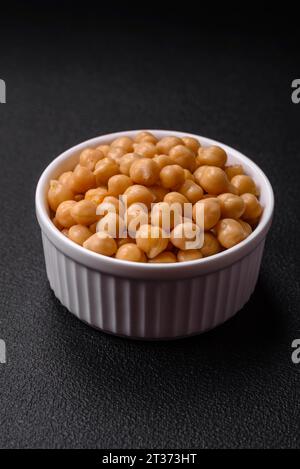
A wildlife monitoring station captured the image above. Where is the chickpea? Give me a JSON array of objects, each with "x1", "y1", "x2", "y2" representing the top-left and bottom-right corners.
[
  {"x1": 197, "y1": 145, "x2": 227, "y2": 168},
  {"x1": 70, "y1": 200, "x2": 99, "y2": 226},
  {"x1": 149, "y1": 252, "x2": 177, "y2": 263},
  {"x1": 160, "y1": 164, "x2": 185, "y2": 189},
  {"x1": 133, "y1": 142, "x2": 157, "y2": 158},
  {"x1": 108, "y1": 174, "x2": 133, "y2": 197},
  {"x1": 184, "y1": 169, "x2": 195, "y2": 181},
  {"x1": 85, "y1": 187, "x2": 108, "y2": 205},
  {"x1": 47, "y1": 180, "x2": 74, "y2": 212},
  {"x1": 177, "y1": 249, "x2": 203, "y2": 262},
  {"x1": 134, "y1": 131, "x2": 158, "y2": 144},
  {"x1": 129, "y1": 158, "x2": 160, "y2": 186},
  {"x1": 193, "y1": 198, "x2": 221, "y2": 230},
  {"x1": 216, "y1": 218, "x2": 247, "y2": 248},
  {"x1": 170, "y1": 221, "x2": 202, "y2": 250},
  {"x1": 52, "y1": 216, "x2": 64, "y2": 231},
  {"x1": 126, "y1": 203, "x2": 149, "y2": 237},
  {"x1": 238, "y1": 220, "x2": 252, "y2": 237},
  {"x1": 200, "y1": 232, "x2": 221, "y2": 257},
  {"x1": 182, "y1": 136, "x2": 200, "y2": 154},
  {"x1": 217, "y1": 193, "x2": 245, "y2": 219},
  {"x1": 98, "y1": 196, "x2": 124, "y2": 216},
  {"x1": 149, "y1": 185, "x2": 169, "y2": 202},
  {"x1": 153, "y1": 154, "x2": 174, "y2": 170},
  {"x1": 79, "y1": 148, "x2": 104, "y2": 171},
  {"x1": 116, "y1": 243, "x2": 146, "y2": 262},
  {"x1": 231, "y1": 175, "x2": 259, "y2": 196},
  {"x1": 107, "y1": 146, "x2": 127, "y2": 164},
  {"x1": 169, "y1": 145, "x2": 196, "y2": 172},
  {"x1": 68, "y1": 225, "x2": 92, "y2": 246},
  {"x1": 119, "y1": 153, "x2": 142, "y2": 176},
  {"x1": 83, "y1": 231, "x2": 117, "y2": 256},
  {"x1": 110, "y1": 136, "x2": 134, "y2": 153},
  {"x1": 136, "y1": 224, "x2": 169, "y2": 259},
  {"x1": 97, "y1": 212, "x2": 126, "y2": 238},
  {"x1": 225, "y1": 164, "x2": 244, "y2": 180},
  {"x1": 197, "y1": 166, "x2": 230, "y2": 195},
  {"x1": 193, "y1": 165, "x2": 208, "y2": 185},
  {"x1": 89, "y1": 222, "x2": 98, "y2": 234},
  {"x1": 164, "y1": 192, "x2": 188, "y2": 207},
  {"x1": 93, "y1": 157, "x2": 119, "y2": 185},
  {"x1": 156, "y1": 136, "x2": 183, "y2": 154},
  {"x1": 71, "y1": 164, "x2": 96, "y2": 193},
  {"x1": 123, "y1": 185, "x2": 154, "y2": 208},
  {"x1": 56, "y1": 200, "x2": 77, "y2": 228},
  {"x1": 179, "y1": 180, "x2": 203, "y2": 204},
  {"x1": 241, "y1": 193, "x2": 263, "y2": 220},
  {"x1": 96, "y1": 144, "x2": 110, "y2": 157},
  {"x1": 58, "y1": 171, "x2": 74, "y2": 189}
]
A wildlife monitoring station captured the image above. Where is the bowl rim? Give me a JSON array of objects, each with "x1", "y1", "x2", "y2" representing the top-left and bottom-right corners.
[{"x1": 35, "y1": 129, "x2": 274, "y2": 280}]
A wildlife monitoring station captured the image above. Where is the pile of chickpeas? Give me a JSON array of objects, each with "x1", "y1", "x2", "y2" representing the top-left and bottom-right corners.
[{"x1": 48, "y1": 132, "x2": 263, "y2": 263}]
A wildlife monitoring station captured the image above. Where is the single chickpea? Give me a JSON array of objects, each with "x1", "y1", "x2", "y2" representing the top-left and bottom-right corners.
[
  {"x1": 184, "y1": 169, "x2": 195, "y2": 181},
  {"x1": 156, "y1": 136, "x2": 183, "y2": 154},
  {"x1": 241, "y1": 193, "x2": 263, "y2": 220},
  {"x1": 182, "y1": 136, "x2": 201, "y2": 154},
  {"x1": 70, "y1": 200, "x2": 99, "y2": 226},
  {"x1": 93, "y1": 157, "x2": 119, "y2": 185},
  {"x1": 85, "y1": 187, "x2": 108, "y2": 205},
  {"x1": 119, "y1": 153, "x2": 143, "y2": 176},
  {"x1": 134, "y1": 131, "x2": 158, "y2": 145},
  {"x1": 71, "y1": 164, "x2": 96, "y2": 193},
  {"x1": 170, "y1": 221, "x2": 202, "y2": 250},
  {"x1": 216, "y1": 218, "x2": 247, "y2": 249},
  {"x1": 160, "y1": 164, "x2": 185, "y2": 189},
  {"x1": 197, "y1": 166, "x2": 230, "y2": 195},
  {"x1": 149, "y1": 185, "x2": 169, "y2": 202},
  {"x1": 79, "y1": 148, "x2": 104, "y2": 171},
  {"x1": 129, "y1": 158, "x2": 160, "y2": 186},
  {"x1": 217, "y1": 193, "x2": 245, "y2": 219},
  {"x1": 231, "y1": 175, "x2": 259, "y2": 196},
  {"x1": 123, "y1": 185, "x2": 155, "y2": 208},
  {"x1": 83, "y1": 231, "x2": 117, "y2": 256},
  {"x1": 192, "y1": 198, "x2": 221, "y2": 230},
  {"x1": 107, "y1": 146, "x2": 127, "y2": 164},
  {"x1": 225, "y1": 164, "x2": 244, "y2": 180},
  {"x1": 164, "y1": 192, "x2": 188, "y2": 207},
  {"x1": 179, "y1": 180, "x2": 203, "y2": 204},
  {"x1": 97, "y1": 212, "x2": 126, "y2": 238},
  {"x1": 169, "y1": 145, "x2": 196, "y2": 172},
  {"x1": 108, "y1": 174, "x2": 133, "y2": 197},
  {"x1": 58, "y1": 171, "x2": 74, "y2": 189},
  {"x1": 197, "y1": 145, "x2": 227, "y2": 168},
  {"x1": 136, "y1": 224, "x2": 169, "y2": 259},
  {"x1": 98, "y1": 196, "x2": 124, "y2": 216},
  {"x1": 238, "y1": 220, "x2": 252, "y2": 237},
  {"x1": 132, "y1": 142, "x2": 157, "y2": 158},
  {"x1": 56, "y1": 200, "x2": 77, "y2": 228},
  {"x1": 68, "y1": 225, "x2": 92, "y2": 246},
  {"x1": 96, "y1": 144, "x2": 110, "y2": 157},
  {"x1": 116, "y1": 243, "x2": 146, "y2": 262},
  {"x1": 193, "y1": 165, "x2": 208, "y2": 185},
  {"x1": 148, "y1": 252, "x2": 177, "y2": 263},
  {"x1": 153, "y1": 154, "x2": 174, "y2": 170},
  {"x1": 177, "y1": 249, "x2": 203, "y2": 262},
  {"x1": 47, "y1": 180, "x2": 74, "y2": 212},
  {"x1": 110, "y1": 136, "x2": 134, "y2": 153},
  {"x1": 200, "y1": 232, "x2": 221, "y2": 257}
]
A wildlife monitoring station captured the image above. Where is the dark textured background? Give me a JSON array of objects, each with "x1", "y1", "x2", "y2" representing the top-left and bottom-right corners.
[{"x1": 0, "y1": 2, "x2": 299, "y2": 449}]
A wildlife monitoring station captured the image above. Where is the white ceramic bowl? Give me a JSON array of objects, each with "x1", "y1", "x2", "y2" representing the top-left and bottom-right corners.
[{"x1": 36, "y1": 130, "x2": 274, "y2": 339}]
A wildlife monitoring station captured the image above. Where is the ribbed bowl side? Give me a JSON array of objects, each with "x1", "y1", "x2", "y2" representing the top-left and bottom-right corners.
[{"x1": 42, "y1": 233, "x2": 265, "y2": 339}]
